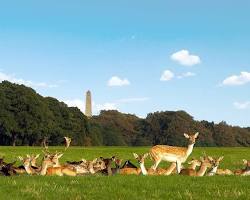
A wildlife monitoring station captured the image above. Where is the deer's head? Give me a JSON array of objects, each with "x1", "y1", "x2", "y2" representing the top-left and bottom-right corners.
[
  {"x1": 30, "y1": 154, "x2": 40, "y2": 166},
  {"x1": 243, "y1": 159, "x2": 250, "y2": 170},
  {"x1": 188, "y1": 158, "x2": 201, "y2": 167},
  {"x1": 18, "y1": 155, "x2": 32, "y2": 167},
  {"x1": 207, "y1": 156, "x2": 224, "y2": 168},
  {"x1": 200, "y1": 156, "x2": 213, "y2": 168},
  {"x1": 184, "y1": 132, "x2": 199, "y2": 145},
  {"x1": 133, "y1": 153, "x2": 148, "y2": 164}
]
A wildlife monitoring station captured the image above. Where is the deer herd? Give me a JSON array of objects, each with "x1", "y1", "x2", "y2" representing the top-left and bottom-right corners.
[{"x1": 0, "y1": 133, "x2": 250, "y2": 177}]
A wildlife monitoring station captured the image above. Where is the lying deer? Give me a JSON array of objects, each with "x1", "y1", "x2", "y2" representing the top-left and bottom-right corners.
[
  {"x1": 119, "y1": 160, "x2": 141, "y2": 175},
  {"x1": 15, "y1": 154, "x2": 40, "y2": 174},
  {"x1": 111, "y1": 158, "x2": 123, "y2": 175},
  {"x1": 234, "y1": 159, "x2": 250, "y2": 176},
  {"x1": 188, "y1": 158, "x2": 202, "y2": 170},
  {"x1": 66, "y1": 158, "x2": 105, "y2": 175},
  {"x1": 0, "y1": 158, "x2": 17, "y2": 176},
  {"x1": 121, "y1": 160, "x2": 137, "y2": 169},
  {"x1": 18, "y1": 155, "x2": 38, "y2": 175},
  {"x1": 179, "y1": 156, "x2": 212, "y2": 176},
  {"x1": 150, "y1": 132, "x2": 199, "y2": 173},
  {"x1": 100, "y1": 156, "x2": 116, "y2": 176},
  {"x1": 206, "y1": 156, "x2": 227, "y2": 176}
]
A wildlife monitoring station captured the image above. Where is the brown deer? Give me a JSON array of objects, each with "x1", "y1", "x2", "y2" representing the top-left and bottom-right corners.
[
  {"x1": 0, "y1": 159, "x2": 17, "y2": 176},
  {"x1": 111, "y1": 158, "x2": 123, "y2": 175},
  {"x1": 18, "y1": 155, "x2": 38, "y2": 175},
  {"x1": 100, "y1": 156, "x2": 116, "y2": 176},
  {"x1": 234, "y1": 159, "x2": 250, "y2": 176},
  {"x1": 150, "y1": 132, "x2": 199, "y2": 173},
  {"x1": 180, "y1": 156, "x2": 212, "y2": 176},
  {"x1": 207, "y1": 156, "x2": 226, "y2": 176},
  {"x1": 15, "y1": 154, "x2": 40, "y2": 174},
  {"x1": 119, "y1": 160, "x2": 141, "y2": 175},
  {"x1": 66, "y1": 158, "x2": 105, "y2": 175}
]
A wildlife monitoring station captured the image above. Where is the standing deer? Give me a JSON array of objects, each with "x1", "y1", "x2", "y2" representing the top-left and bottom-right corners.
[
  {"x1": 133, "y1": 153, "x2": 176, "y2": 176},
  {"x1": 150, "y1": 132, "x2": 199, "y2": 173}
]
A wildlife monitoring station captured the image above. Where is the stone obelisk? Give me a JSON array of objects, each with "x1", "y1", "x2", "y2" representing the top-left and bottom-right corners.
[{"x1": 85, "y1": 90, "x2": 92, "y2": 118}]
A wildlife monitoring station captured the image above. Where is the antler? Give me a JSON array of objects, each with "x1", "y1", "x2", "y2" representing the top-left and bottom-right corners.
[
  {"x1": 42, "y1": 137, "x2": 49, "y2": 150},
  {"x1": 64, "y1": 136, "x2": 72, "y2": 151}
]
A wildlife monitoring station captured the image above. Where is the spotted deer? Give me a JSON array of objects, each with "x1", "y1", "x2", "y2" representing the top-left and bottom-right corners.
[
  {"x1": 188, "y1": 158, "x2": 202, "y2": 170},
  {"x1": 207, "y1": 156, "x2": 225, "y2": 176},
  {"x1": 150, "y1": 132, "x2": 199, "y2": 173},
  {"x1": 180, "y1": 156, "x2": 212, "y2": 176},
  {"x1": 234, "y1": 159, "x2": 250, "y2": 176},
  {"x1": 119, "y1": 160, "x2": 141, "y2": 175},
  {"x1": 18, "y1": 155, "x2": 38, "y2": 175},
  {"x1": 133, "y1": 153, "x2": 176, "y2": 176}
]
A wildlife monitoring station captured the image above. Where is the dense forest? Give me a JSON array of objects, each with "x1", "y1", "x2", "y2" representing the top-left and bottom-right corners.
[{"x1": 0, "y1": 81, "x2": 250, "y2": 147}]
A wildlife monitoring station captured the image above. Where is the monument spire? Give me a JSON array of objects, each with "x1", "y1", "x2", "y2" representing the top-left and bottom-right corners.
[{"x1": 85, "y1": 90, "x2": 92, "y2": 118}]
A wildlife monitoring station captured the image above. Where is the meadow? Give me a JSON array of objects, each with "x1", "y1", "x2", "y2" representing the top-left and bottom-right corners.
[{"x1": 0, "y1": 146, "x2": 250, "y2": 200}]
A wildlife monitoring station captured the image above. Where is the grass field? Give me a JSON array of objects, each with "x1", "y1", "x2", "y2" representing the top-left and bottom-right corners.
[{"x1": 0, "y1": 146, "x2": 250, "y2": 200}]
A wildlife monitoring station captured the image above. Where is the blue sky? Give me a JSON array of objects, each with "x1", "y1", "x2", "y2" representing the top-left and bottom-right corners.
[{"x1": 0, "y1": 1, "x2": 250, "y2": 127}]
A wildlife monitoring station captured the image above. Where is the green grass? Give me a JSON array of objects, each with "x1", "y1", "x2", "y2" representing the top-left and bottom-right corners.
[{"x1": 0, "y1": 146, "x2": 250, "y2": 200}]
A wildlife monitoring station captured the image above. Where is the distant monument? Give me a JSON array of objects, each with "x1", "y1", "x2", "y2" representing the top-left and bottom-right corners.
[{"x1": 85, "y1": 90, "x2": 92, "y2": 118}]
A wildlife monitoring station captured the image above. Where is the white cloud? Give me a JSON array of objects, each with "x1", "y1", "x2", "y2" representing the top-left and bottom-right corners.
[
  {"x1": 160, "y1": 70, "x2": 174, "y2": 81},
  {"x1": 234, "y1": 101, "x2": 250, "y2": 110},
  {"x1": 222, "y1": 72, "x2": 250, "y2": 86},
  {"x1": 108, "y1": 76, "x2": 130, "y2": 87},
  {"x1": 0, "y1": 72, "x2": 58, "y2": 88},
  {"x1": 64, "y1": 99, "x2": 85, "y2": 113},
  {"x1": 177, "y1": 72, "x2": 196, "y2": 79},
  {"x1": 171, "y1": 50, "x2": 201, "y2": 66}
]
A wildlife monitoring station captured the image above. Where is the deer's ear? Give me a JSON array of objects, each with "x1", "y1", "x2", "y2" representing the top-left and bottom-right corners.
[
  {"x1": 184, "y1": 133, "x2": 189, "y2": 139},
  {"x1": 207, "y1": 156, "x2": 213, "y2": 161},
  {"x1": 81, "y1": 159, "x2": 87, "y2": 163},
  {"x1": 100, "y1": 157, "x2": 104, "y2": 160},
  {"x1": 35, "y1": 154, "x2": 40, "y2": 159},
  {"x1": 57, "y1": 153, "x2": 63, "y2": 159},
  {"x1": 218, "y1": 156, "x2": 224, "y2": 162},
  {"x1": 18, "y1": 156, "x2": 23, "y2": 161},
  {"x1": 92, "y1": 158, "x2": 98, "y2": 163},
  {"x1": 133, "y1": 153, "x2": 139, "y2": 159},
  {"x1": 143, "y1": 153, "x2": 149, "y2": 159},
  {"x1": 200, "y1": 157, "x2": 205, "y2": 162},
  {"x1": 111, "y1": 156, "x2": 116, "y2": 161},
  {"x1": 26, "y1": 154, "x2": 30, "y2": 158},
  {"x1": 194, "y1": 132, "x2": 199, "y2": 138},
  {"x1": 243, "y1": 159, "x2": 247, "y2": 165}
]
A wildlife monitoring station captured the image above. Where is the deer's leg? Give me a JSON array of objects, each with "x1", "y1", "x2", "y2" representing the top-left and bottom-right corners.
[
  {"x1": 152, "y1": 158, "x2": 161, "y2": 170},
  {"x1": 176, "y1": 161, "x2": 181, "y2": 174}
]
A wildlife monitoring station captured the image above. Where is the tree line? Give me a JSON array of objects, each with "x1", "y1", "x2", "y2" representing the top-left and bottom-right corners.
[{"x1": 0, "y1": 81, "x2": 250, "y2": 147}]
